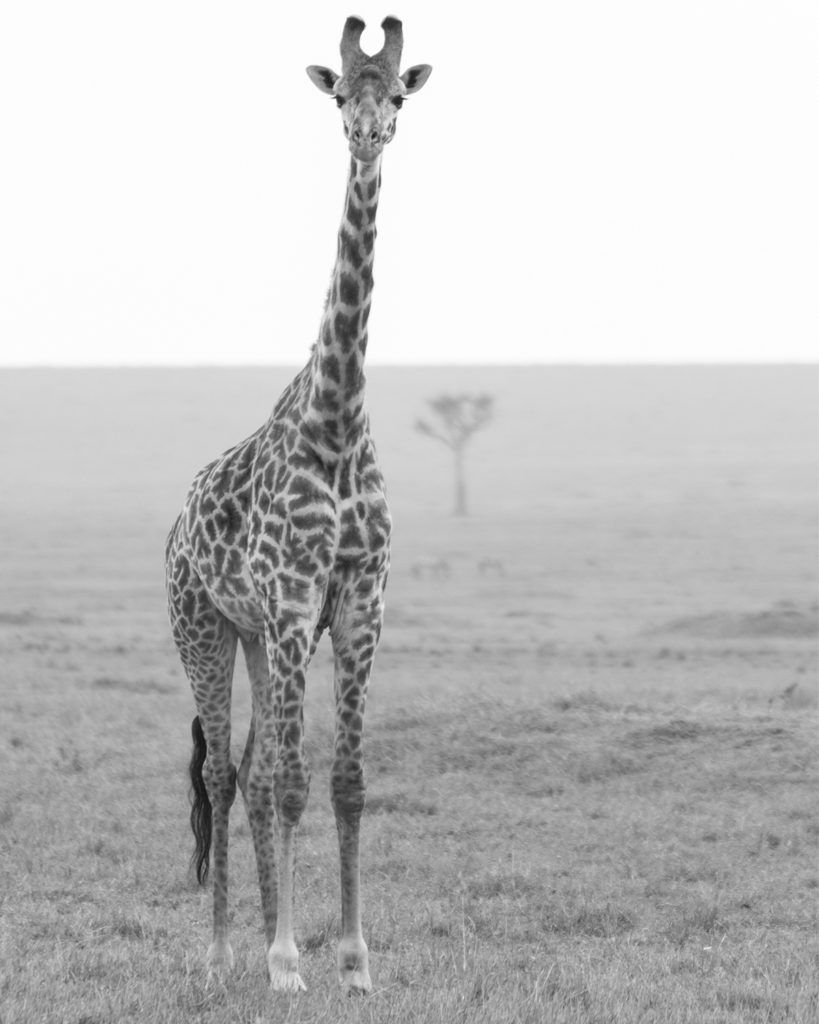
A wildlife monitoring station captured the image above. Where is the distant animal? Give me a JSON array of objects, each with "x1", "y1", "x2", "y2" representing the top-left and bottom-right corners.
[
  {"x1": 411, "y1": 557, "x2": 451, "y2": 579},
  {"x1": 164, "y1": 17, "x2": 431, "y2": 996},
  {"x1": 477, "y1": 557, "x2": 505, "y2": 577}
]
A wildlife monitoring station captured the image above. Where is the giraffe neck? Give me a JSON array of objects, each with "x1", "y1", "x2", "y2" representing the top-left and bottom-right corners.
[{"x1": 303, "y1": 155, "x2": 382, "y2": 457}]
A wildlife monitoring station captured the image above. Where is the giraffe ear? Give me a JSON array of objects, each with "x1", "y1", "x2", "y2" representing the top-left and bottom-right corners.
[
  {"x1": 306, "y1": 65, "x2": 339, "y2": 95},
  {"x1": 400, "y1": 64, "x2": 432, "y2": 94}
]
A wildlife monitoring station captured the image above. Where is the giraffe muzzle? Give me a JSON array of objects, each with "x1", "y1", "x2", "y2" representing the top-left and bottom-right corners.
[{"x1": 349, "y1": 113, "x2": 385, "y2": 162}]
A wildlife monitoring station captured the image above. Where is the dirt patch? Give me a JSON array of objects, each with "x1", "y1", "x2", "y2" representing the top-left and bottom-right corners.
[{"x1": 627, "y1": 719, "x2": 707, "y2": 747}]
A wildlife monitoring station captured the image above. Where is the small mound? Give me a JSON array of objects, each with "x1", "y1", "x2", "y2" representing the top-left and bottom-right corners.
[
  {"x1": 656, "y1": 602, "x2": 817, "y2": 639},
  {"x1": 0, "y1": 610, "x2": 38, "y2": 626}
]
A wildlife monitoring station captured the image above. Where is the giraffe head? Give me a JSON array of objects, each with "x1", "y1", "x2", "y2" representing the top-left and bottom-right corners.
[{"x1": 307, "y1": 16, "x2": 432, "y2": 163}]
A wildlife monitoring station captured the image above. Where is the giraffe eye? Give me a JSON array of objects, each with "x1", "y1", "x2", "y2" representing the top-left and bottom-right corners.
[
  {"x1": 391, "y1": 96, "x2": 404, "y2": 109},
  {"x1": 335, "y1": 95, "x2": 346, "y2": 108}
]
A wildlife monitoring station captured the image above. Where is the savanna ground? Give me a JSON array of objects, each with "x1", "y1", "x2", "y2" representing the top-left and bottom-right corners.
[{"x1": 0, "y1": 366, "x2": 817, "y2": 1023}]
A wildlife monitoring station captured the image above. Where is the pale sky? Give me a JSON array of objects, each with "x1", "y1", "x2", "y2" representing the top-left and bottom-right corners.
[{"x1": 1, "y1": 1, "x2": 816, "y2": 365}]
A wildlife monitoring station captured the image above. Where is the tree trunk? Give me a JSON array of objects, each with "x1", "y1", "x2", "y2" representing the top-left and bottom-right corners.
[{"x1": 453, "y1": 446, "x2": 467, "y2": 516}]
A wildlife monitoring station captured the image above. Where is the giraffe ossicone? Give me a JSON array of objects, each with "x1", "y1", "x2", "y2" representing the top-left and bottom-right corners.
[{"x1": 165, "y1": 15, "x2": 430, "y2": 996}]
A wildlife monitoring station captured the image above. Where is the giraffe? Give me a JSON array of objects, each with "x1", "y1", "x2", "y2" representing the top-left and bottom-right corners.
[{"x1": 164, "y1": 16, "x2": 431, "y2": 996}]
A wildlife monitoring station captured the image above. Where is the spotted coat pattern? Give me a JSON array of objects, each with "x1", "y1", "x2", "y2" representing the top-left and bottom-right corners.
[{"x1": 165, "y1": 153, "x2": 390, "y2": 993}]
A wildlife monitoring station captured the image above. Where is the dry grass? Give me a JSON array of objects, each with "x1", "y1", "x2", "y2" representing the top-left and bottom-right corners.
[{"x1": 0, "y1": 366, "x2": 817, "y2": 1023}]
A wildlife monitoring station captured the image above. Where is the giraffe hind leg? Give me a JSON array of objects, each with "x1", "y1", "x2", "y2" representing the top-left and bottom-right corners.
[
  {"x1": 167, "y1": 551, "x2": 239, "y2": 976},
  {"x1": 238, "y1": 635, "x2": 279, "y2": 952}
]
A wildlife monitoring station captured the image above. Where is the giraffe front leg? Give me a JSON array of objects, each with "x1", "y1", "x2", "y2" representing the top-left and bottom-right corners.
[
  {"x1": 263, "y1": 614, "x2": 312, "y2": 993},
  {"x1": 331, "y1": 606, "x2": 384, "y2": 995},
  {"x1": 334, "y1": 803, "x2": 371, "y2": 995},
  {"x1": 267, "y1": 821, "x2": 307, "y2": 993}
]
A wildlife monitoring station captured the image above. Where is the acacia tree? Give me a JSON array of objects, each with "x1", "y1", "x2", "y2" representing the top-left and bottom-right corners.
[{"x1": 415, "y1": 394, "x2": 494, "y2": 516}]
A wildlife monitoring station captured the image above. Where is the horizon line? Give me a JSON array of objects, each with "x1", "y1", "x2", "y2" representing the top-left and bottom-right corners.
[{"x1": 1, "y1": 361, "x2": 816, "y2": 371}]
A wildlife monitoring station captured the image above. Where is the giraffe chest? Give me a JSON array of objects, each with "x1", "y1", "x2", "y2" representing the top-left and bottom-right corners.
[
  {"x1": 186, "y1": 437, "x2": 391, "y2": 637},
  {"x1": 247, "y1": 452, "x2": 392, "y2": 596}
]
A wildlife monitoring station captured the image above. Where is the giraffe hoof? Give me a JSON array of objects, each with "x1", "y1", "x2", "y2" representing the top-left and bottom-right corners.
[
  {"x1": 206, "y1": 940, "x2": 234, "y2": 982},
  {"x1": 268, "y1": 946, "x2": 306, "y2": 993},
  {"x1": 269, "y1": 967, "x2": 307, "y2": 993},
  {"x1": 340, "y1": 967, "x2": 372, "y2": 996},
  {"x1": 338, "y1": 940, "x2": 371, "y2": 995}
]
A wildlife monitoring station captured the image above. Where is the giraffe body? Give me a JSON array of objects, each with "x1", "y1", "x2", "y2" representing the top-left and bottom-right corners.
[
  {"x1": 167, "y1": 370, "x2": 391, "y2": 645},
  {"x1": 165, "y1": 16, "x2": 430, "y2": 995}
]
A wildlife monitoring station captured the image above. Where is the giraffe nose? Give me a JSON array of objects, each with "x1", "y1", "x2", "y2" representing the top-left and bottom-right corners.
[
  {"x1": 351, "y1": 124, "x2": 381, "y2": 146},
  {"x1": 349, "y1": 108, "x2": 383, "y2": 161}
]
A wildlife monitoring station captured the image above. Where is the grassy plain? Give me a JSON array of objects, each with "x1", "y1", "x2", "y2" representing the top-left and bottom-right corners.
[{"x1": 0, "y1": 366, "x2": 817, "y2": 1023}]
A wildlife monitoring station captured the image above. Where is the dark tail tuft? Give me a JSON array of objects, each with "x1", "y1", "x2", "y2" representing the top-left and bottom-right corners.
[{"x1": 189, "y1": 715, "x2": 211, "y2": 885}]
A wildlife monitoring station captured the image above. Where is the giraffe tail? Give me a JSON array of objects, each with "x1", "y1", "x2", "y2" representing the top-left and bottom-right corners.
[{"x1": 189, "y1": 715, "x2": 211, "y2": 885}]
